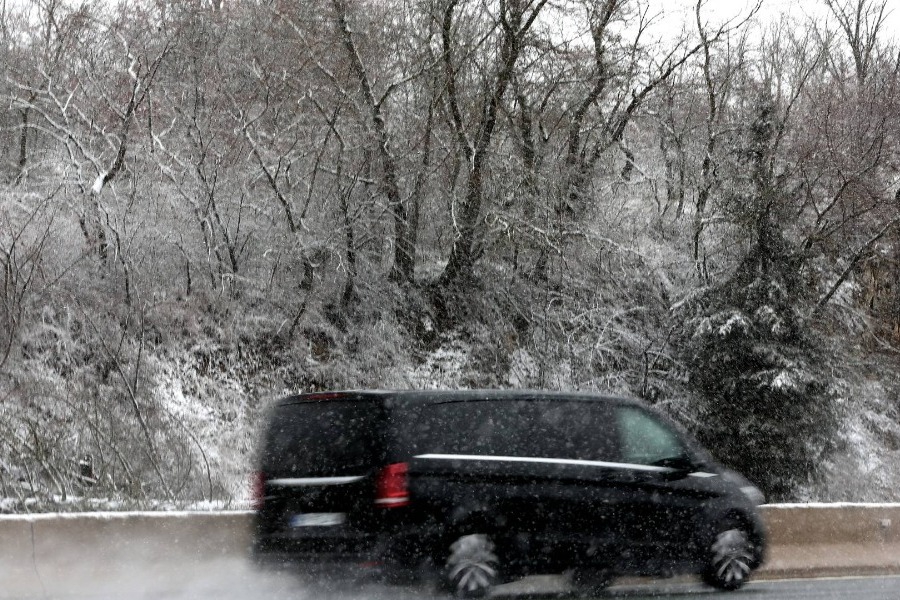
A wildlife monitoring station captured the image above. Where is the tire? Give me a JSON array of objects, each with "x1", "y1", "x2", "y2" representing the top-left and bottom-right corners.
[
  {"x1": 444, "y1": 534, "x2": 499, "y2": 599},
  {"x1": 568, "y1": 567, "x2": 613, "y2": 596},
  {"x1": 702, "y1": 523, "x2": 755, "y2": 591}
]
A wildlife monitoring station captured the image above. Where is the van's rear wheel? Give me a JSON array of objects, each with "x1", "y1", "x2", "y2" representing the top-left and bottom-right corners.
[
  {"x1": 444, "y1": 534, "x2": 498, "y2": 598},
  {"x1": 702, "y1": 523, "x2": 754, "y2": 591}
]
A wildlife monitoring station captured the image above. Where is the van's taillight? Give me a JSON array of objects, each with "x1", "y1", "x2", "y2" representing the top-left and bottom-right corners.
[
  {"x1": 375, "y1": 463, "x2": 409, "y2": 508},
  {"x1": 251, "y1": 471, "x2": 266, "y2": 510}
]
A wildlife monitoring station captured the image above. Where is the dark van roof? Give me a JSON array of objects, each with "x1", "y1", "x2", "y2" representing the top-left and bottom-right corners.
[
  {"x1": 262, "y1": 390, "x2": 682, "y2": 478},
  {"x1": 276, "y1": 389, "x2": 643, "y2": 407}
]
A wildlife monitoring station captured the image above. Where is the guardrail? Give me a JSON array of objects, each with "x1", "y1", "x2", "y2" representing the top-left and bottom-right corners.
[{"x1": 0, "y1": 505, "x2": 898, "y2": 597}]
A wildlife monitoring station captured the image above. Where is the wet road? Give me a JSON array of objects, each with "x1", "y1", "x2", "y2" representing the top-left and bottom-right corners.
[
  {"x1": 590, "y1": 576, "x2": 900, "y2": 599},
  {"x1": 277, "y1": 574, "x2": 898, "y2": 600},
  {"x1": 21, "y1": 574, "x2": 898, "y2": 600},
  {"x1": 356, "y1": 576, "x2": 900, "y2": 600}
]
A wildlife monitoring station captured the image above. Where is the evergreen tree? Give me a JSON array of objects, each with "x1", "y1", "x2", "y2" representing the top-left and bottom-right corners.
[{"x1": 678, "y1": 93, "x2": 840, "y2": 500}]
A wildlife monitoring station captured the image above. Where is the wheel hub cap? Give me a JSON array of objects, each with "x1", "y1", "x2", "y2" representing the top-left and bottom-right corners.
[{"x1": 712, "y1": 528, "x2": 752, "y2": 585}]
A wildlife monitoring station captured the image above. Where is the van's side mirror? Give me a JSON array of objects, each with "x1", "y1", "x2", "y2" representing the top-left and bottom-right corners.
[{"x1": 655, "y1": 454, "x2": 696, "y2": 473}]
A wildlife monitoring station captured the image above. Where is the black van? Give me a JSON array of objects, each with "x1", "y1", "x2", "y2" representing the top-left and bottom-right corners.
[{"x1": 251, "y1": 390, "x2": 766, "y2": 597}]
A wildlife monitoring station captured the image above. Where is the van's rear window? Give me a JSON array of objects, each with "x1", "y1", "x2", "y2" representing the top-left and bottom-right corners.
[{"x1": 261, "y1": 400, "x2": 383, "y2": 476}]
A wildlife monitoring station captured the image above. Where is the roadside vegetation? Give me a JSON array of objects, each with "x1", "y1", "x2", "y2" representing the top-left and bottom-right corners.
[{"x1": 1, "y1": 0, "x2": 899, "y2": 511}]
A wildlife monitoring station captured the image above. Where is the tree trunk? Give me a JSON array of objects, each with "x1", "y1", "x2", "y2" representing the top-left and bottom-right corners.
[
  {"x1": 333, "y1": 0, "x2": 414, "y2": 284},
  {"x1": 440, "y1": 0, "x2": 547, "y2": 284},
  {"x1": 15, "y1": 108, "x2": 28, "y2": 183}
]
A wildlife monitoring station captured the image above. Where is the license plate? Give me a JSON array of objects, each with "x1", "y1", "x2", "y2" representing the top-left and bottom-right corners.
[{"x1": 290, "y1": 512, "x2": 346, "y2": 527}]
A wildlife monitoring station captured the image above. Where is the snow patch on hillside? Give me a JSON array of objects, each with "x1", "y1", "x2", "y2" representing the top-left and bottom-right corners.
[
  {"x1": 148, "y1": 349, "x2": 268, "y2": 506},
  {"x1": 821, "y1": 378, "x2": 900, "y2": 501},
  {"x1": 507, "y1": 349, "x2": 538, "y2": 387},
  {"x1": 406, "y1": 336, "x2": 471, "y2": 389}
]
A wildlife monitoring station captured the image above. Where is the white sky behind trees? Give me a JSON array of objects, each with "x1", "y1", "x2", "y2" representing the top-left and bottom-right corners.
[
  {"x1": 534, "y1": 0, "x2": 898, "y2": 79},
  {"x1": 3, "y1": 0, "x2": 897, "y2": 47},
  {"x1": 654, "y1": 0, "x2": 900, "y2": 42}
]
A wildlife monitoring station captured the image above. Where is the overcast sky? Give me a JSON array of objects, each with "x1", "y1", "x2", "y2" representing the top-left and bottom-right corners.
[{"x1": 652, "y1": 0, "x2": 900, "y2": 41}]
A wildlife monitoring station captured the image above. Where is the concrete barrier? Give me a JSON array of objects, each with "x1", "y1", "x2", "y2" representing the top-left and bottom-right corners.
[
  {"x1": 30, "y1": 511, "x2": 253, "y2": 596},
  {"x1": 1, "y1": 505, "x2": 899, "y2": 597},
  {"x1": 762, "y1": 504, "x2": 900, "y2": 545},
  {"x1": 759, "y1": 504, "x2": 900, "y2": 579},
  {"x1": 1, "y1": 511, "x2": 255, "y2": 597},
  {"x1": 0, "y1": 517, "x2": 44, "y2": 598}
]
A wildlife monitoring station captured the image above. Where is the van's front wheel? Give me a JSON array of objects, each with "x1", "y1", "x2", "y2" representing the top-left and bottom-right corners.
[
  {"x1": 444, "y1": 534, "x2": 498, "y2": 598},
  {"x1": 702, "y1": 524, "x2": 754, "y2": 591}
]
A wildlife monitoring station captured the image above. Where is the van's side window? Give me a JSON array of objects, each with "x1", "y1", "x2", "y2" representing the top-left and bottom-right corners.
[
  {"x1": 617, "y1": 406, "x2": 685, "y2": 466},
  {"x1": 531, "y1": 401, "x2": 617, "y2": 461},
  {"x1": 408, "y1": 400, "x2": 617, "y2": 461}
]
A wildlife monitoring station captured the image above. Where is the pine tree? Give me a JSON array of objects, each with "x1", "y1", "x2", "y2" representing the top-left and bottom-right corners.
[{"x1": 678, "y1": 93, "x2": 839, "y2": 500}]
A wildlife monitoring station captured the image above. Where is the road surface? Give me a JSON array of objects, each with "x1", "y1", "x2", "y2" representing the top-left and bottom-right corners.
[{"x1": 11, "y1": 574, "x2": 900, "y2": 600}]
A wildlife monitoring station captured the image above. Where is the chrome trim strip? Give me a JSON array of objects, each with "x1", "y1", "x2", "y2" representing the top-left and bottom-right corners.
[
  {"x1": 268, "y1": 476, "x2": 364, "y2": 486},
  {"x1": 415, "y1": 453, "x2": 681, "y2": 474}
]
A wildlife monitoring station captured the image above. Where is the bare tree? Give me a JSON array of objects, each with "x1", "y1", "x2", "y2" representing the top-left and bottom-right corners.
[
  {"x1": 690, "y1": 4, "x2": 756, "y2": 278},
  {"x1": 560, "y1": 0, "x2": 736, "y2": 218},
  {"x1": 0, "y1": 192, "x2": 57, "y2": 373},
  {"x1": 439, "y1": 0, "x2": 549, "y2": 285},
  {"x1": 823, "y1": 0, "x2": 891, "y2": 83},
  {"x1": 7, "y1": 2, "x2": 171, "y2": 264},
  {"x1": 332, "y1": 0, "x2": 417, "y2": 284}
]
